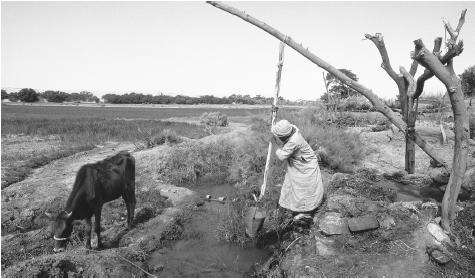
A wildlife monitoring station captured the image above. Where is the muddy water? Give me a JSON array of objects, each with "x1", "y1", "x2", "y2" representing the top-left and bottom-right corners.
[
  {"x1": 149, "y1": 183, "x2": 271, "y2": 277},
  {"x1": 380, "y1": 179, "x2": 445, "y2": 202}
]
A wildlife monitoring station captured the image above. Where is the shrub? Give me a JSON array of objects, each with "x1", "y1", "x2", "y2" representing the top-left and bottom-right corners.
[
  {"x1": 340, "y1": 96, "x2": 372, "y2": 111},
  {"x1": 279, "y1": 109, "x2": 366, "y2": 172},
  {"x1": 200, "y1": 111, "x2": 228, "y2": 127},
  {"x1": 17, "y1": 88, "x2": 39, "y2": 103},
  {"x1": 156, "y1": 140, "x2": 235, "y2": 185}
]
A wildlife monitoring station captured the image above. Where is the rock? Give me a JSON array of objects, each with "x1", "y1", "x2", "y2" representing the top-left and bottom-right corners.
[
  {"x1": 314, "y1": 235, "x2": 336, "y2": 256},
  {"x1": 318, "y1": 212, "x2": 349, "y2": 236},
  {"x1": 134, "y1": 207, "x2": 155, "y2": 224},
  {"x1": 348, "y1": 215, "x2": 379, "y2": 232},
  {"x1": 326, "y1": 194, "x2": 373, "y2": 216},
  {"x1": 461, "y1": 167, "x2": 475, "y2": 200},
  {"x1": 330, "y1": 173, "x2": 349, "y2": 184},
  {"x1": 428, "y1": 167, "x2": 450, "y2": 184},
  {"x1": 427, "y1": 223, "x2": 450, "y2": 243},
  {"x1": 430, "y1": 159, "x2": 444, "y2": 168},
  {"x1": 326, "y1": 194, "x2": 354, "y2": 212},
  {"x1": 317, "y1": 146, "x2": 328, "y2": 164},
  {"x1": 150, "y1": 264, "x2": 164, "y2": 273},
  {"x1": 378, "y1": 215, "x2": 396, "y2": 230},
  {"x1": 428, "y1": 248, "x2": 451, "y2": 265}
]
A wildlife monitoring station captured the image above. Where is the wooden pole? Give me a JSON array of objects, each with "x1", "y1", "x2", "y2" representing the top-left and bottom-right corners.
[
  {"x1": 322, "y1": 72, "x2": 335, "y2": 122},
  {"x1": 260, "y1": 42, "x2": 285, "y2": 200},
  {"x1": 206, "y1": 1, "x2": 448, "y2": 168}
]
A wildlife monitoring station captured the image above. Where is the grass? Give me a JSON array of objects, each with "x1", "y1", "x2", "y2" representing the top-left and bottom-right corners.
[
  {"x1": 1, "y1": 108, "x2": 209, "y2": 188},
  {"x1": 251, "y1": 106, "x2": 367, "y2": 172},
  {"x1": 1, "y1": 104, "x2": 268, "y2": 120}
]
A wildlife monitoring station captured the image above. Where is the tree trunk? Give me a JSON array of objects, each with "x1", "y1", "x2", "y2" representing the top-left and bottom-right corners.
[
  {"x1": 413, "y1": 28, "x2": 469, "y2": 231},
  {"x1": 364, "y1": 34, "x2": 420, "y2": 174},
  {"x1": 207, "y1": 1, "x2": 448, "y2": 168}
]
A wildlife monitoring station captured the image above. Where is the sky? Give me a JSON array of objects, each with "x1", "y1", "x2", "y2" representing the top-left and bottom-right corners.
[{"x1": 1, "y1": 1, "x2": 475, "y2": 101}]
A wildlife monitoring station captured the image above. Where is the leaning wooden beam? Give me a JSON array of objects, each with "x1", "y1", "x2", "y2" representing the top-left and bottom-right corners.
[
  {"x1": 207, "y1": 1, "x2": 448, "y2": 167},
  {"x1": 412, "y1": 9, "x2": 469, "y2": 232}
]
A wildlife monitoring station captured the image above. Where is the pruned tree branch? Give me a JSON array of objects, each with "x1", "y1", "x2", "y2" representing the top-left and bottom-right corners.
[
  {"x1": 433, "y1": 37, "x2": 443, "y2": 59},
  {"x1": 364, "y1": 33, "x2": 400, "y2": 82},
  {"x1": 409, "y1": 60, "x2": 418, "y2": 77},
  {"x1": 443, "y1": 9, "x2": 467, "y2": 42},
  {"x1": 413, "y1": 38, "x2": 464, "y2": 99},
  {"x1": 207, "y1": 1, "x2": 448, "y2": 167},
  {"x1": 413, "y1": 10, "x2": 466, "y2": 100},
  {"x1": 400, "y1": 66, "x2": 416, "y2": 98},
  {"x1": 413, "y1": 39, "x2": 454, "y2": 91}
]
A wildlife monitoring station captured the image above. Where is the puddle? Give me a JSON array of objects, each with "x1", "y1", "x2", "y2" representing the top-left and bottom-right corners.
[
  {"x1": 381, "y1": 180, "x2": 445, "y2": 202},
  {"x1": 149, "y1": 183, "x2": 271, "y2": 277}
]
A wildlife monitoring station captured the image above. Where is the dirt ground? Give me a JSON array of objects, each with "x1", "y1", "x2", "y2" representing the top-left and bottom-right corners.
[
  {"x1": 1, "y1": 140, "x2": 201, "y2": 277},
  {"x1": 1, "y1": 115, "x2": 474, "y2": 278}
]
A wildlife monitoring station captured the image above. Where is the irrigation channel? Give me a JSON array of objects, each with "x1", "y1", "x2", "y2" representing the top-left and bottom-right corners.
[{"x1": 148, "y1": 183, "x2": 272, "y2": 277}]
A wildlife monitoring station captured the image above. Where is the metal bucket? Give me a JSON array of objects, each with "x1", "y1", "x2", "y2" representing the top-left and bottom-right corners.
[{"x1": 244, "y1": 206, "x2": 266, "y2": 238}]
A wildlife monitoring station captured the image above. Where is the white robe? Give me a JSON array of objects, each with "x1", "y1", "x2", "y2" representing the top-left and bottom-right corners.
[{"x1": 275, "y1": 130, "x2": 324, "y2": 212}]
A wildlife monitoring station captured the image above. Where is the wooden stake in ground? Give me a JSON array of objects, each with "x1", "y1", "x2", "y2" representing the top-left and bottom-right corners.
[
  {"x1": 206, "y1": 1, "x2": 448, "y2": 168},
  {"x1": 260, "y1": 42, "x2": 285, "y2": 200},
  {"x1": 438, "y1": 93, "x2": 448, "y2": 145},
  {"x1": 322, "y1": 72, "x2": 335, "y2": 122}
]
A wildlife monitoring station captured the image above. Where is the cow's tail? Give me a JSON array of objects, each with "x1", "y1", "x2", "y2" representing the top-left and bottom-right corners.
[{"x1": 124, "y1": 153, "x2": 135, "y2": 189}]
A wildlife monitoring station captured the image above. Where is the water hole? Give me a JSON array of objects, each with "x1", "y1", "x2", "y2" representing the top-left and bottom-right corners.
[{"x1": 148, "y1": 183, "x2": 272, "y2": 277}]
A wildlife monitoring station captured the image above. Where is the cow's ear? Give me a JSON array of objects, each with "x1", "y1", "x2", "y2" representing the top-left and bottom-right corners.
[{"x1": 45, "y1": 211, "x2": 55, "y2": 220}]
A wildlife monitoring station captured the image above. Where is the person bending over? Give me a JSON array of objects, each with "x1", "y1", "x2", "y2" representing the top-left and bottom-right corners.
[{"x1": 271, "y1": 119, "x2": 324, "y2": 223}]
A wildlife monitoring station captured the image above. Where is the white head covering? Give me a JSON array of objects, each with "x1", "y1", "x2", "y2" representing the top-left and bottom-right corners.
[{"x1": 271, "y1": 119, "x2": 294, "y2": 137}]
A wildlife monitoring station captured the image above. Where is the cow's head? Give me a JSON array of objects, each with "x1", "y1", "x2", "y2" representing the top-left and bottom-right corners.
[{"x1": 45, "y1": 210, "x2": 73, "y2": 253}]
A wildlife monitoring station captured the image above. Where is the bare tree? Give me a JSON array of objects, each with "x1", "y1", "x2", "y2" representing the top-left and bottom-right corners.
[
  {"x1": 411, "y1": 10, "x2": 468, "y2": 231},
  {"x1": 364, "y1": 33, "x2": 420, "y2": 174}
]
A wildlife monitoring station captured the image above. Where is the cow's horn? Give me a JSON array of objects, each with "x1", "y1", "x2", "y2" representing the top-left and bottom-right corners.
[
  {"x1": 64, "y1": 211, "x2": 72, "y2": 218},
  {"x1": 45, "y1": 211, "x2": 53, "y2": 218}
]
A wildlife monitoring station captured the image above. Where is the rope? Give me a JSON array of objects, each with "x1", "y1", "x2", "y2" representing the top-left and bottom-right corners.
[
  {"x1": 83, "y1": 248, "x2": 157, "y2": 278},
  {"x1": 259, "y1": 42, "x2": 286, "y2": 201}
]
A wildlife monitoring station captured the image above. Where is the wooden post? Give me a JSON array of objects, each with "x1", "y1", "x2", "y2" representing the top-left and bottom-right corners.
[
  {"x1": 260, "y1": 42, "x2": 285, "y2": 200},
  {"x1": 406, "y1": 106, "x2": 416, "y2": 173},
  {"x1": 322, "y1": 72, "x2": 335, "y2": 122}
]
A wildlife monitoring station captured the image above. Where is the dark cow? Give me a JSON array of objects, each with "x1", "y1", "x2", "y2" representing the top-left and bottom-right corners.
[{"x1": 45, "y1": 151, "x2": 135, "y2": 252}]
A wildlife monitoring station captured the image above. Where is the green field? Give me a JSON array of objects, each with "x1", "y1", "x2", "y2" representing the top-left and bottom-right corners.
[{"x1": 1, "y1": 104, "x2": 270, "y2": 120}]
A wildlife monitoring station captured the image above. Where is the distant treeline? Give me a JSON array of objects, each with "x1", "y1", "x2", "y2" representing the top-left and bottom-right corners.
[
  {"x1": 1, "y1": 89, "x2": 99, "y2": 103},
  {"x1": 1, "y1": 88, "x2": 313, "y2": 106},
  {"x1": 101, "y1": 93, "x2": 305, "y2": 105}
]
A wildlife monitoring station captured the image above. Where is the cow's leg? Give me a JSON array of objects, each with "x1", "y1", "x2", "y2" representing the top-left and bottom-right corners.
[
  {"x1": 85, "y1": 217, "x2": 92, "y2": 250},
  {"x1": 94, "y1": 207, "x2": 103, "y2": 249},
  {"x1": 128, "y1": 190, "x2": 136, "y2": 228},
  {"x1": 122, "y1": 191, "x2": 135, "y2": 228}
]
